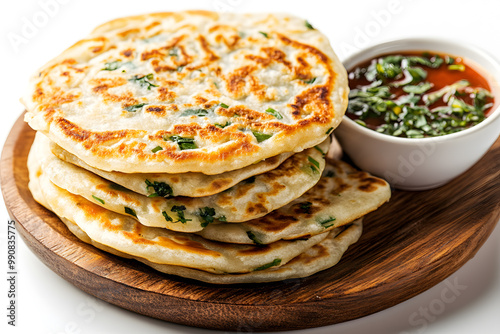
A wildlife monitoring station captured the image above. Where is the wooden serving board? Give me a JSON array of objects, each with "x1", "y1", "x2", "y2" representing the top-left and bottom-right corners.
[{"x1": 1, "y1": 114, "x2": 499, "y2": 332}]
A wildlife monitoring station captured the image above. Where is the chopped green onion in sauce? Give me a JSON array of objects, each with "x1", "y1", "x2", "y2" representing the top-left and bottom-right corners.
[
  {"x1": 347, "y1": 51, "x2": 494, "y2": 138},
  {"x1": 448, "y1": 64, "x2": 465, "y2": 71}
]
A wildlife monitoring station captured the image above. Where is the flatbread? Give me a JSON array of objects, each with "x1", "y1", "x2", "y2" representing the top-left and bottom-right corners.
[
  {"x1": 28, "y1": 136, "x2": 363, "y2": 283},
  {"x1": 60, "y1": 217, "x2": 362, "y2": 284},
  {"x1": 27, "y1": 133, "x2": 51, "y2": 210},
  {"x1": 38, "y1": 133, "x2": 329, "y2": 232},
  {"x1": 198, "y1": 159, "x2": 390, "y2": 244},
  {"x1": 37, "y1": 172, "x2": 329, "y2": 274},
  {"x1": 50, "y1": 140, "x2": 293, "y2": 197},
  {"x1": 23, "y1": 11, "x2": 348, "y2": 174}
]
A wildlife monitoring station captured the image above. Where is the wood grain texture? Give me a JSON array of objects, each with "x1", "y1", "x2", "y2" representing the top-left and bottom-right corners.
[{"x1": 1, "y1": 113, "x2": 499, "y2": 332}]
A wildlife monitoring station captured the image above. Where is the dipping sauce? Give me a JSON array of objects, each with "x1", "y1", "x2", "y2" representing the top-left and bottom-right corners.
[{"x1": 347, "y1": 51, "x2": 495, "y2": 138}]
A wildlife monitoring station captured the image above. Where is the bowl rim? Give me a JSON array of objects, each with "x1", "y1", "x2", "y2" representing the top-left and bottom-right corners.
[{"x1": 340, "y1": 36, "x2": 500, "y2": 144}]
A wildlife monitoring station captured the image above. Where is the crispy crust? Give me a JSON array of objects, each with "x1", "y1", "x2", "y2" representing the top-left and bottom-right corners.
[
  {"x1": 23, "y1": 11, "x2": 348, "y2": 173},
  {"x1": 198, "y1": 159, "x2": 391, "y2": 244}
]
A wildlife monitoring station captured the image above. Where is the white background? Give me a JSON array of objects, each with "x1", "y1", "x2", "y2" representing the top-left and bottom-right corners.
[{"x1": 1, "y1": 0, "x2": 499, "y2": 333}]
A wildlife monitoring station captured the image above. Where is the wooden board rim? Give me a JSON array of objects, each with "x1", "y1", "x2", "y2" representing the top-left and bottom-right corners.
[{"x1": 1, "y1": 113, "x2": 499, "y2": 331}]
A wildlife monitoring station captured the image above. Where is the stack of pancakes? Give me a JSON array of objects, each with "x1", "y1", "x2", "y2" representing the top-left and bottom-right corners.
[{"x1": 23, "y1": 11, "x2": 390, "y2": 284}]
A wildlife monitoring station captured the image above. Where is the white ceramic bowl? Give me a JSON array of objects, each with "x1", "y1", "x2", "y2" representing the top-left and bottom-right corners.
[{"x1": 335, "y1": 38, "x2": 500, "y2": 190}]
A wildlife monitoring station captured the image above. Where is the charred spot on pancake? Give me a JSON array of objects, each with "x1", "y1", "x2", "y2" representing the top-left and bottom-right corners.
[
  {"x1": 333, "y1": 179, "x2": 352, "y2": 193},
  {"x1": 145, "y1": 105, "x2": 167, "y2": 116},
  {"x1": 358, "y1": 176, "x2": 388, "y2": 192},
  {"x1": 121, "y1": 48, "x2": 135, "y2": 58},
  {"x1": 247, "y1": 214, "x2": 298, "y2": 232},
  {"x1": 237, "y1": 244, "x2": 272, "y2": 255},
  {"x1": 245, "y1": 202, "x2": 269, "y2": 215},
  {"x1": 94, "y1": 183, "x2": 141, "y2": 206},
  {"x1": 206, "y1": 179, "x2": 232, "y2": 193}
]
